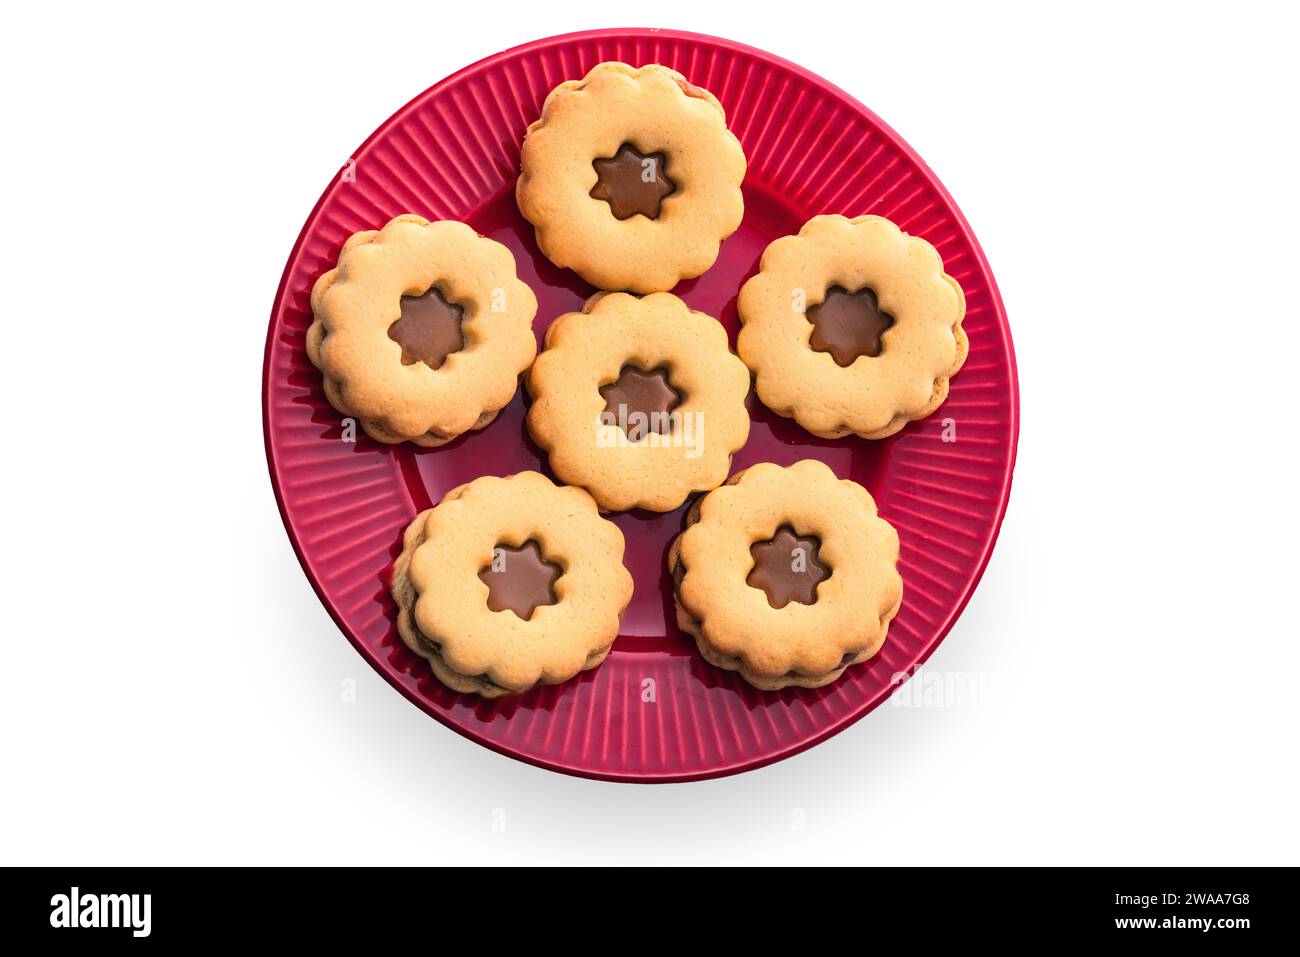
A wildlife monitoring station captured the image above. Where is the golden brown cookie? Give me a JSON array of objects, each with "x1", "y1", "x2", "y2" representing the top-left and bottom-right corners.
[
  {"x1": 526, "y1": 292, "x2": 751, "y2": 513},
  {"x1": 667, "y1": 459, "x2": 902, "y2": 691},
  {"x1": 391, "y1": 471, "x2": 633, "y2": 697},
  {"x1": 308, "y1": 214, "x2": 538, "y2": 446},
  {"x1": 516, "y1": 62, "x2": 746, "y2": 293},
  {"x1": 737, "y1": 215, "x2": 967, "y2": 439}
]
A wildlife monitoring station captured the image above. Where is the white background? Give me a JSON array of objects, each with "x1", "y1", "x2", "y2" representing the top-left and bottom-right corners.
[{"x1": 2, "y1": 1, "x2": 1297, "y2": 865}]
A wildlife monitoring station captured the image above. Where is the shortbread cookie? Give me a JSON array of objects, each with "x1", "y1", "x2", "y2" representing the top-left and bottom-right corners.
[
  {"x1": 308, "y1": 214, "x2": 538, "y2": 446},
  {"x1": 516, "y1": 62, "x2": 746, "y2": 293},
  {"x1": 667, "y1": 459, "x2": 902, "y2": 691},
  {"x1": 737, "y1": 215, "x2": 966, "y2": 439},
  {"x1": 391, "y1": 472, "x2": 634, "y2": 697},
  {"x1": 526, "y1": 291, "x2": 751, "y2": 512}
]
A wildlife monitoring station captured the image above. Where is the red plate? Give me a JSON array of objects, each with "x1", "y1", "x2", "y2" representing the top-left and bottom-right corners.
[{"x1": 263, "y1": 28, "x2": 1018, "y2": 782}]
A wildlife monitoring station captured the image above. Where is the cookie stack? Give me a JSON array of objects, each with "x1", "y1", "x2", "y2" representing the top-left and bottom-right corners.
[{"x1": 307, "y1": 62, "x2": 966, "y2": 696}]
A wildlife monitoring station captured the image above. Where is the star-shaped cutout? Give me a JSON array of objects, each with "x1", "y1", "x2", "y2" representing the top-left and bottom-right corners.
[
  {"x1": 599, "y1": 365, "x2": 681, "y2": 441},
  {"x1": 388, "y1": 286, "x2": 466, "y2": 369},
  {"x1": 746, "y1": 526, "x2": 831, "y2": 609},
  {"x1": 590, "y1": 143, "x2": 676, "y2": 220},
  {"x1": 807, "y1": 285, "x2": 895, "y2": 367},
  {"x1": 478, "y1": 540, "x2": 562, "y2": 620}
]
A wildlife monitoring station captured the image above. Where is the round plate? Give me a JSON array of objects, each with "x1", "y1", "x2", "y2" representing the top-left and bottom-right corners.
[{"x1": 263, "y1": 28, "x2": 1018, "y2": 782}]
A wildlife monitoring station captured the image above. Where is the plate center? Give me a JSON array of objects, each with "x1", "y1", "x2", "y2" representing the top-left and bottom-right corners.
[{"x1": 400, "y1": 184, "x2": 894, "y2": 643}]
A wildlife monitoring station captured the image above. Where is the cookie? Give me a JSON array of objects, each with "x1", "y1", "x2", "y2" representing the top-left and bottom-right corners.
[
  {"x1": 516, "y1": 62, "x2": 746, "y2": 293},
  {"x1": 391, "y1": 471, "x2": 634, "y2": 697},
  {"x1": 526, "y1": 291, "x2": 751, "y2": 512},
  {"x1": 737, "y1": 214, "x2": 967, "y2": 439},
  {"x1": 308, "y1": 214, "x2": 538, "y2": 446},
  {"x1": 667, "y1": 459, "x2": 902, "y2": 691}
]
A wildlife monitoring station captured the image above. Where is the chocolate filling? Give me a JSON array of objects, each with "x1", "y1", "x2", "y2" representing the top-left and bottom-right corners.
[
  {"x1": 599, "y1": 365, "x2": 682, "y2": 440},
  {"x1": 590, "y1": 143, "x2": 676, "y2": 220},
  {"x1": 388, "y1": 286, "x2": 467, "y2": 369},
  {"x1": 746, "y1": 526, "x2": 830, "y2": 608},
  {"x1": 807, "y1": 285, "x2": 895, "y2": 366},
  {"x1": 478, "y1": 540, "x2": 561, "y2": 620}
]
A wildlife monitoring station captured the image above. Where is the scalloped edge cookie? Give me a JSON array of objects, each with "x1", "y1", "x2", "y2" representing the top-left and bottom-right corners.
[
  {"x1": 391, "y1": 472, "x2": 634, "y2": 697},
  {"x1": 667, "y1": 459, "x2": 902, "y2": 690},
  {"x1": 526, "y1": 291, "x2": 751, "y2": 512},
  {"x1": 308, "y1": 214, "x2": 538, "y2": 446},
  {"x1": 737, "y1": 214, "x2": 967, "y2": 440},
  {"x1": 516, "y1": 62, "x2": 746, "y2": 293}
]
